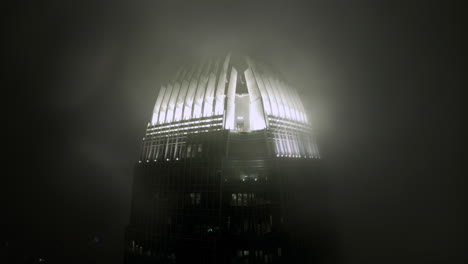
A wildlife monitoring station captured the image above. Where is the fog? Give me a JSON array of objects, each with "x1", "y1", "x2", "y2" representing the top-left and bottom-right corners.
[{"x1": 4, "y1": 1, "x2": 464, "y2": 263}]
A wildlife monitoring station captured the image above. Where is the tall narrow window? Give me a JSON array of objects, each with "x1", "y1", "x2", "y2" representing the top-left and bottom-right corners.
[
  {"x1": 231, "y1": 193, "x2": 237, "y2": 206},
  {"x1": 187, "y1": 145, "x2": 192, "y2": 157}
]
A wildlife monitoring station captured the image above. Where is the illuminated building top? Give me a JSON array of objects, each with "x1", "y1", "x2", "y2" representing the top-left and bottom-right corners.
[
  {"x1": 150, "y1": 54, "x2": 307, "y2": 129},
  {"x1": 141, "y1": 54, "x2": 320, "y2": 161}
]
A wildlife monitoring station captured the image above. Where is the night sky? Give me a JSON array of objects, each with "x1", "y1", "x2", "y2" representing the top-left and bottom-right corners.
[{"x1": 4, "y1": 1, "x2": 464, "y2": 263}]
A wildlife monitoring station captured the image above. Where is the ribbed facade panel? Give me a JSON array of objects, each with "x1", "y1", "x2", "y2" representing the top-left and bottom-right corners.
[
  {"x1": 203, "y1": 60, "x2": 220, "y2": 117},
  {"x1": 158, "y1": 84, "x2": 173, "y2": 124},
  {"x1": 265, "y1": 75, "x2": 286, "y2": 118},
  {"x1": 252, "y1": 70, "x2": 272, "y2": 116},
  {"x1": 214, "y1": 55, "x2": 230, "y2": 116},
  {"x1": 259, "y1": 73, "x2": 279, "y2": 116},
  {"x1": 244, "y1": 68, "x2": 266, "y2": 130},
  {"x1": 183, "y1": 65, "x2": 202, "y2": 120},
  {"x1": 224, "y1": 67, "x2": 238, "y2": 130},
  {"x1": 174, "y1": 69, "x2": 191, "y2": 121},
  {"x1": 166, "y1": 81, "x2": 181, "y2": 123},
  {"x1": 193, "y1": 62, "x2": 211, "y2": 118},
  {"x1": 151, "y1": 86, "x2": 166, "y2": 125}
]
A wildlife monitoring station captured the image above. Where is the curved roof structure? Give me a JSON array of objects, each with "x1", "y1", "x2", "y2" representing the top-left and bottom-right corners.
[
  {"x1": 149, "y1": 54, "x2": 309, "y2": 131},
  {"x1": 141, "y1": 54, "x2": 319, "y2": 160}
]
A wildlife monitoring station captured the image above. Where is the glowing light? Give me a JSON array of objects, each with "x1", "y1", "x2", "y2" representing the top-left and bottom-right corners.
[
  {"x1": 158, "y1": 84, "x2": 174, "y2": 124},
  {"x1": 259, "y1": 73, "x2": 279, "y2": 116},
  {"x1": 224, "y1": 67, "x2": 238, "y2": 129},
  {"x1": 193, "y1": 64, "x2": 209, "y2": 118},
  {"x1": 166, "y1": 82, "x2": 181, "y2": 123},
  {"x1": 184, "y1": 74, "x2": 198, "y2": 119},
  {"x1": 214, "y1": 54, "x2": 230, "y2": 115},
  {"x1": 203, "y1": 70, "x2": 217, "y2": 117},
  {"x1": 247, "y1": 59, "x2": 272, "y2": 115},
  {"x1": 174, "y1": 79, "x2": 191, "y2": 120},
  {"x1": 245, "y1": 68, "x2": 266, "y2": 130},
  {"x1": 151, "y1": 86, "x2": 167, "y2": 125}
]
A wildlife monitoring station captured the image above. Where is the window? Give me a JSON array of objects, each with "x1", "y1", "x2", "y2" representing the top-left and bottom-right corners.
[
  {"x1": 236, "y1": 121, "x2": 244, "y2": 131},
  {"x1": 231, "y1": 193, "x2": 255, "y2": 206},
  {"x1": 236, "y1": 250, "x2": 249, "y2": 257},
  {"x1": 231, "y1": 193, "x2": 237, "y2": 206},
  {"x1": 186, "y1": 145, "x2": 192, "y2": 157},
  {"x1": 190, "y1": 192, "x2": 201, "y2": 205}
]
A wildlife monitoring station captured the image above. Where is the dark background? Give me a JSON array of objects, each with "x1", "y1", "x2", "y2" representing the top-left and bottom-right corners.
[{"x1": 3, "y1": 1, "x2": 464, "y2": 263}]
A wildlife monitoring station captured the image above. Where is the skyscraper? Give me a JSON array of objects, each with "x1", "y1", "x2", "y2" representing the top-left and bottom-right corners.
[{"x1": 124, "y1": 54, "x2": 328, "y2": 263}]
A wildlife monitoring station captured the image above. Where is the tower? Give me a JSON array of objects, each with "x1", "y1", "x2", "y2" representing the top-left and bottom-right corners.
[{"x1": 124, "y1": 54, "x2": 327, "y2": 263}]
